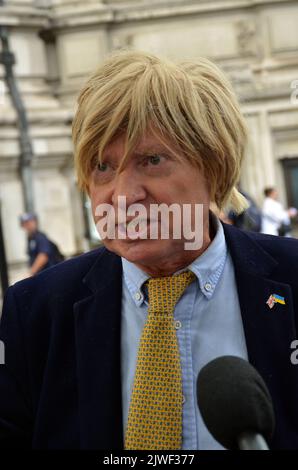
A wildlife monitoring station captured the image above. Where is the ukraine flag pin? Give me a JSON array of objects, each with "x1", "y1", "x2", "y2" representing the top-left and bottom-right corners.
[{"x1": 266, "y1": 294, "x2": 286, "y2": 309}]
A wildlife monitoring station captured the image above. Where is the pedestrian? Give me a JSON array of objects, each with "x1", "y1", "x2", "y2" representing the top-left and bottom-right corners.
[
  {"x1": 19, "y1": 212, "x2": 64, "y2": 276},
  {"x1": 227, "y1": 189, "x2": 262, "y2": 232},
  {"x1": 261, "y1": 187, "x2": 297, "y2": 236}
]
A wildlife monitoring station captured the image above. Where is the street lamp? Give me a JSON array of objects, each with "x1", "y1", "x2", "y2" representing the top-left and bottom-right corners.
[
  {"x1": 0, "y1": 0, "x2": 37, "y2": 292},
  {"x1": 0, "y1": 0, "x2": 35, "y2": 213}
]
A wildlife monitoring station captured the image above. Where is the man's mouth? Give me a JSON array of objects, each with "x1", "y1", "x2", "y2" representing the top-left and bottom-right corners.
[{"x1": 116, "y1": 219, "x2": 158, "y2": 237}]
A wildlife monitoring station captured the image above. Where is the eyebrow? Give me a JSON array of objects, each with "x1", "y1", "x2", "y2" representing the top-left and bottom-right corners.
[
  {"x1": 102, "y1": 145, "x2": 171, "y2": 161},
  {"x1": 136, "y1": 139, "x2": 181, "y2": 154},
  {"x1": 134, "y1": 147, "x2": 170, "y2": 156}
]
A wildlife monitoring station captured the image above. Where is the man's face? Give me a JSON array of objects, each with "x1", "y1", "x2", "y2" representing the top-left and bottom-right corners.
[
  {"x1": 88, "y1": 129, "x2": 211, "y2": 269},
  {"x1": 21, "y1": 219, "x2": 37, "y2": 235}
]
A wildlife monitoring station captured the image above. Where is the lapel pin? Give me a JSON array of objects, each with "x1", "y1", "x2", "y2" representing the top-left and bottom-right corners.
[{"x1": 266, "y1": 294, "x2": 286, "y2": 309}]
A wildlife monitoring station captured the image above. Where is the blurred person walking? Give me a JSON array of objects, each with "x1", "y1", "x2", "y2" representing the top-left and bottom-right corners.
[
  {"x1": 227, "y1": 189, "x2": 262, "y2": 232},
  {"x1": 261, "y1": 187, "x2": 297, "y2": 237},
  {"x1": 20, "y1": 213, "x2": 64, "y2": 276}
]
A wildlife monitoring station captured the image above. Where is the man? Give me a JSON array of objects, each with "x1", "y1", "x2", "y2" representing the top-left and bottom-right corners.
[
  {"x1": 1, "y1": 50, "x2": 298, "y2": 450},
  {"x1": 19, "y1": 212, "x2": 64, "y2": 276},
  {"x1": 261, "y1": 187, "x2": 297, "y2": 236}
]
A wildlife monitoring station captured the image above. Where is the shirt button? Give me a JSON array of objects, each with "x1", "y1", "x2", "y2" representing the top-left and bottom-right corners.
[
  {"x1": 134, "y1": 292, "x2": 142, "y2": 301},
  {"x1": 174, "y1": 320, "x2": 182, "y2": 330},
  {"x1": 204, "y1": 282, "x2": 213, "y2": 292},
  {"x1": 182, "y1": 395, "x2": 186, "y2": 405}
]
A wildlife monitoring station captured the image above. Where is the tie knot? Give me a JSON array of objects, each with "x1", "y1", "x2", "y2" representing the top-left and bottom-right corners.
[{"x1": 145, "y1": 270, "x2": 196, "y2": 314}]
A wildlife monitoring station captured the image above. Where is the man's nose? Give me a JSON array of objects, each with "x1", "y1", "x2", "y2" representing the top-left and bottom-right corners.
[{"x1": 111, "y1": 167, "x2": 147, "y2": 207}]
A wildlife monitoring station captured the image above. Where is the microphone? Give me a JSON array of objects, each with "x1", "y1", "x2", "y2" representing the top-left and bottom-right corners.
[{"x1": 197, "y1": 356, "x2": 275, "y2": 450}]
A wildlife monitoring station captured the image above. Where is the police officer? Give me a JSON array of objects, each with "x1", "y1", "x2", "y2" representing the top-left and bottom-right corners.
[{"x1": 19, "y1": 213, "x2": 64, "y2": 276}]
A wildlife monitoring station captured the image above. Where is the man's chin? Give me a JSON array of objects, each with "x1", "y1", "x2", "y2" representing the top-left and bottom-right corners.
[{"x1": 102, "y1": 238, "x2": 173, "y2": 265}]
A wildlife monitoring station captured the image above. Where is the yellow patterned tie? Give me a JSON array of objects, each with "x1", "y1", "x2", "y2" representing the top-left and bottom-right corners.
[{"x1": 125, "y1": 270, "x2": 196, "y2": 450}]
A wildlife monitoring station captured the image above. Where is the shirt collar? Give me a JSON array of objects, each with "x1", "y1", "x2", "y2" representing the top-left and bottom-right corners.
[
  {"x1": 121, "y1": 212, "x2": 227, "y2": 306},
  {"x1": 121, "y1": 257, "x2": 150, "y2": 307},
  {"x1": 186, "y1": 213, "x2": 227, "y2": 299}
]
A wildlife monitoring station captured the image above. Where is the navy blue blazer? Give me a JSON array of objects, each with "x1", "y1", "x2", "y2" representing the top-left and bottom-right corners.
[{"x1": 1, "y1": 223, "x2": 298, "y2": 449}]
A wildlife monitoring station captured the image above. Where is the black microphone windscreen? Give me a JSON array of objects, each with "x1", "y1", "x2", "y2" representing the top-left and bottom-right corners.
[{"x1": 197, "y1": 356, "x2": 275, "y2": 449}]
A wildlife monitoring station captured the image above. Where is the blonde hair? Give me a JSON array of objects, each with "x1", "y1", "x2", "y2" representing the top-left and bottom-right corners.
[{"x1": 72, "y1": 49, "x2": 248, "y2": 212}]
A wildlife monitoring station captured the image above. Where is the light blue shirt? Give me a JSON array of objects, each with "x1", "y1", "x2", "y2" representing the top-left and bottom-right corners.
[{"x1": 120, "y1": 215, "x2": 248, "y2": 449}]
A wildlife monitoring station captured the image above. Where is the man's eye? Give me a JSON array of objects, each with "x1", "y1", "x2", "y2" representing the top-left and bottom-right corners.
[
  {"x1": 97, "y1": 162, "x2": 108, "y2": 172},
  {"x1": 147, "y1": 155, "x2": 163, "y2": 165}
]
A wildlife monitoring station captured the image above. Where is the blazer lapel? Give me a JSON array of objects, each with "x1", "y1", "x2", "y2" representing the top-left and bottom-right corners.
[
  {"x1": 73, "y1": 248, "x2": 123, "y2": 449},
  {"x1": 223, "y1": 224, "x2": 298, "y2": 447}
]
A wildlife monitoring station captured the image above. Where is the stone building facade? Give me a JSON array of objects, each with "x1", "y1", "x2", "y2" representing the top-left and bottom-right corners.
[{"x1": 0, "y1": 0, "x2": 298, "y2": 286}]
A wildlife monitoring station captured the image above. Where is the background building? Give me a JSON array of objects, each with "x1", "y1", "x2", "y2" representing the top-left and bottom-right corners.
[{"x1": 0, "y1": 0, "x2": 298, "y2": 289}]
